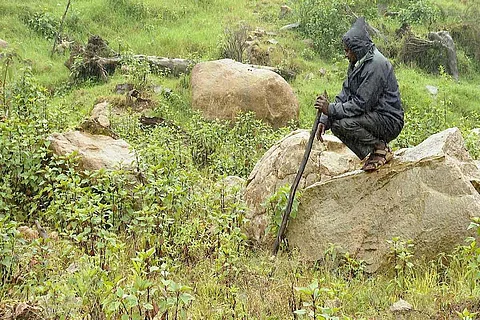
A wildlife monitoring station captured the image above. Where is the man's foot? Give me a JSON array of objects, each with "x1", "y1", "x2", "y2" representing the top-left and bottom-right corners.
[{"x1": 361, "y1": 146, "x2": 393, "y2": 171}]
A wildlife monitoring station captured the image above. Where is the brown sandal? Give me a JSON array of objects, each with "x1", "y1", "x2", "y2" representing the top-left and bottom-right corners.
[{"x1": 361, "y1": 147, "x2": 393, "y2": 172}]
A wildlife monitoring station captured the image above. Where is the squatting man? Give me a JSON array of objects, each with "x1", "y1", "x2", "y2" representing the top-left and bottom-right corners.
[{"x1": 315, "y1": 17, "x2": 404, "y2": 171}]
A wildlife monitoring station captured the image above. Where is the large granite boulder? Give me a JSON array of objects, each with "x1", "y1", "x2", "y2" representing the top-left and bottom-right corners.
[
  {"x1": 191, "y1": 59, "x2": 299, "y2": 128},
  {"x1": 244, "y1": 130, "x2": 360, "y2": 242},
  {"x1": 287, "y1": 128, "x2": 480, "y2": 272},
  {"x1": 48, "y1": 131, "x2": 135, "y2": 171}
]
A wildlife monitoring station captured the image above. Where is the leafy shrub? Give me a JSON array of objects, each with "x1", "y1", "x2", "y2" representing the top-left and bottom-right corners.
[
  {"x1": 120, "y1": 54, "x2": 153, "y2": 89},
  {"x1": 24, "y1": 12, "x2": 59, "y2": 40},
  {"x1": 465, "y1": 128, "x2": 480, "y2": 160},
  {"x1": 219, "y1": 23, "x2": 249, "y2": 62},
  {"x1": 0, "y1": 67, "x2": 52, "y2": 216},
  {"x1": 205, "y1": 112, "x2": 288, "y2": 177},
  {"x1": 398, "y1": 0, "x2": 440, "y2": 27},
  {"x1": 298, "y1": 0, "x2": 352, "y2": 59},
  {"x1": 263, "y1": 184, "x2": 301, "y2": 237},
  {"x1": 450, "y1": 23, "x2": 480, "y2": 71},
  {"x1": 297, "y1": 0, "x2": 377, "y2": 59}
]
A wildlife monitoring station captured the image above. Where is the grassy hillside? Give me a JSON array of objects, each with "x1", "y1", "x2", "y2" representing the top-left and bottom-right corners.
[{"x1": 1, "y1": 0, "x2": 480, "y2": 319}]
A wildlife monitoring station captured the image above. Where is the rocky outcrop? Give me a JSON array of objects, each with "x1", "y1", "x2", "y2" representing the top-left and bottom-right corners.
[
  {"x1": 48, "y1": 131, "x2": 135, "y2": 171},
  {"x1": 286, "y1": 128, "x2": 480, "y2": 272},
  {"x1": 191, "y1": 59, "x2": 299, "y2": 128},
  {"x1": 79, "y1": 101, "x2": 117, "y2": 137},
  {"x1": 244, "y1": 130, "x2": 360, "y2": 242}
]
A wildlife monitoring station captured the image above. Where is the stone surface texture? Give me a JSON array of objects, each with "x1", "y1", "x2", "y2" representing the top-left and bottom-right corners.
[
  {"x1": 286, "y1": 128, "x2": 480, "y2": 272},
  {"x1": 244, "y1": 130, "x2": 359, "y2": 242},
  {"x1": 48, "y1": 131, "x2": 135, "y2": 171},
  {"x1": 191, "y1": 59, "x2": 299, "y2": 128}
]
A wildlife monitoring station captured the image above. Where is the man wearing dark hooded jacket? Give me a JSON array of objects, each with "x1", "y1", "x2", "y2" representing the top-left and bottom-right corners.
[{"x1": 315, "y1": 17, "x2": 404, "y2": 171}]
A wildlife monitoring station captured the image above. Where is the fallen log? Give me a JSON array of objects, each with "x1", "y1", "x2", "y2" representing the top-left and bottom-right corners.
[
  {"x1": 92, "y1": 55, "x2": 193, "y2": 76},
  {"x1": 67, "y1": 36, "x2": 296, "y2": 81},
  {"x1": 94, "y1": 56, "x2": 295, "y2": 80}
]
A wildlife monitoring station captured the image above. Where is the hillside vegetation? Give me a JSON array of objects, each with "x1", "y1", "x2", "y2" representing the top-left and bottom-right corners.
[{"x1": 1, "y1": 0, "x2": 480, "y2": 319}]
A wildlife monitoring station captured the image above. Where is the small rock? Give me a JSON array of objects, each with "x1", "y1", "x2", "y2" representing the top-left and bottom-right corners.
[
  {"x1": 325, "y1": 298, "x2": 341, "y2": 309},
  {"x1": 153, "y1": 85, "x2": 172, "y2": 96},
  {"x1": 267, "y1": 39, "x2": 279, "y2": 45},
  {"x1": 319, "y1": 68, "x2": 327, "y2": 77},
  {"x1": 0, "y1": 39, "x2": 8, "y2": 49},
  {"x1": 425, "y1": 85, "x2": 438, "y2": 95},
  {"x1": 302, "y1": 38, "x2": 314, "y2": 48},
  {"x1": 114, "y1": 83, "x2": 133, "y2": 94},
  {"x1": 280, "y1": 22, "x2": 300, "y2": 31},
  {"x1": 254, "y1": 28, "x2": 266, "y2": 37},
  {"x1": 18, "y1": 226, "x2": 39, "y2": 240},
  {"x1": 48, "y1": 131, "x2": 136, "y2": 171},
  {"x1": 162, "y1": 87, "x2": 173, "y2": 97},
  {"x1": 35, "y1": 220, "x2": 48, "y2": 239},
  {"x1": 390, "y1": 299, "x2": 413, "y2": 312},
  {"x1": 67, "y1": 262, "x2": 80, "y2": 274},
  {"x1": 279, "y1": 5, "x2": 292, "y2": 19},
  {"x1": 79, "y1": 101, "x2": 116, "y2": 137},
  {"x1": 304, "y1": 72, "x2": 314, "y2": 81},
  {"x1": 91, "y1": 101, "x2": 110, "y2": 128}
]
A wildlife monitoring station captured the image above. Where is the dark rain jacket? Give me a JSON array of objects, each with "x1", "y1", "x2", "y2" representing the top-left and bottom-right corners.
[{"x1": 321, "y1": 18, "x2": 404, "y2": 130}]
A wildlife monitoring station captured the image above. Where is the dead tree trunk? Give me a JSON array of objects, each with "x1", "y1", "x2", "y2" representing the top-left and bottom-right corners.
[
  {"x1": 66, "y1": 35, "x2": 296, "y2": 82},
  {"x1": 95, "y1": 56, "x2": 193, "y2": 76},
  {"x1": 90, "y1": 56, "x2": 295, "y2": 79},
  {"x1": 428, "y1": 31, "x2": 459, "y2": 81},
  {"x1": 401, "y1": 31, "x2": 459, "y2": 81}
]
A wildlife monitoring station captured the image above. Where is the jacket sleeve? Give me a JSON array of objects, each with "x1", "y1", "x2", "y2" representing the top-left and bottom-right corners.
[
  {"x1": 328, "y1": 67, "x2": 384, "y2": 119},
  {"x1": 335, "y1": 80, "x2": 349, "y2": 103},
  {"x1": 320, "y1": 79, "x2": 349, "y2": 126},
  {"x1": 319, "y1": 113, "x2": 329, "y2": 126}
]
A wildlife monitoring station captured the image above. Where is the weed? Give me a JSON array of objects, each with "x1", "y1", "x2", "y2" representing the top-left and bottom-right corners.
[
  {"x1": 294, "y1": 279, "x2": 340, "y2": 319},
  {"x1": 264, "y1": 184, "x2": 301, "y2": 238},
  {"x1": 219, "y1": 23, "x2": 250, "y2": 62},
  {"x1": 387, "y1": 237, "x2": 415, "y2": 293},
  {"x1": 24, "y1": 12, "x2": 59, "y2": 40}
]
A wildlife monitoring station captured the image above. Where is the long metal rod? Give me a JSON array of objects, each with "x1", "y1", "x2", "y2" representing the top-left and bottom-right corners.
[{"x1": 272, "y1": 109, "x2": 322, "y2": 256}]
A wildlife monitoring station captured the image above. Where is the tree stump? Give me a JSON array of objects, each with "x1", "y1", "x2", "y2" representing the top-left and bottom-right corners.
[{"x1": 400, "y1": 31, "x2": 459, "y2": 80}]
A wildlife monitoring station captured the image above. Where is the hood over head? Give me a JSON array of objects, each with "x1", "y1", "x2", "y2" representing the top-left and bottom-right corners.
[{"x1": 342, "y1": 17, "x2": 374, "y2": 60}]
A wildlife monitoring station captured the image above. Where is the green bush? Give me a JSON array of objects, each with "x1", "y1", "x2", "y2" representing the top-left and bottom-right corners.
[
  {"x1": 23, "y1": 12, "x2": 59, "y2": 40},
  {"x1": 0, "y1": 67, "x2": 52, "y2": 217},
  {"x1": 298, "y1": 0, "x2": 352, "y2": 59},
  {"x1": 297, "y1": 0, "x2": 377, "y2": 59},
  {"x1": 398, "y1": 0, "x2": 440, "y2": 26}
]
